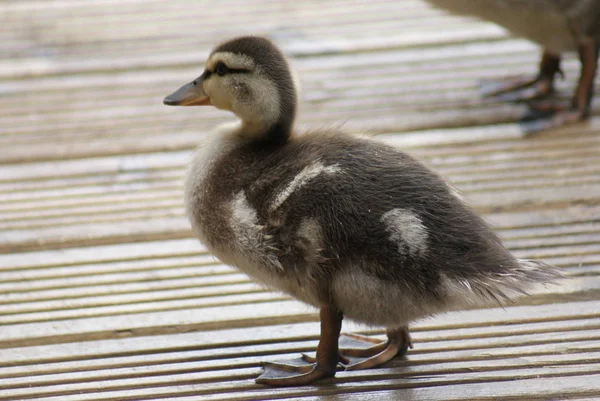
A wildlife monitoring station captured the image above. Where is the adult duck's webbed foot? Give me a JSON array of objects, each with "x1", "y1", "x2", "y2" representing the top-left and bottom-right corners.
[
  {"x1": 479, "y1": 52, "x2": 561, "y2": 101},
  {"x1": 520, "y1": 103, "x2": 584, "y2": 134},
  {"x1": 256, "y1": 306, "x2": 343, "y2": 387},
  {"x1": 521, "y1": 43, "x2": 598, "y2": 135},
  {"x1": 339, "y1": 326, "x2": 412, "y2": 370}
]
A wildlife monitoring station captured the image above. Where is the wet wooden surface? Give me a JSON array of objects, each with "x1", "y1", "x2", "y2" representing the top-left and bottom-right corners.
[{"x1": 1, "y1": 0, "x2": 600, "y2": 400}]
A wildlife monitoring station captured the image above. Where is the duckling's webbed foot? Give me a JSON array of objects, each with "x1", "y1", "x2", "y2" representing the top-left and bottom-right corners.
[
  {"x1": 256, "y1": 306, "x2": 343, "y2": 386},
  {"x1": 479, "y1": 52, "x2": 561, "y2": 101},
  {"x1": 257, "y1": 358, "x2": 336, "y2": 386},
  {"x1": 339, "y1": 326, "x2": 412, "y2": 371},
  {"x1": 520, "y1": 43, "x2": 598, "y2": 135}
]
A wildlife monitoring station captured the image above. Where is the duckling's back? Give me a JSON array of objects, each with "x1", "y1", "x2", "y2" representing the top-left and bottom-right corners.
[{"x1": 186, "y1": 130, "x2": 561, "y2": 328}]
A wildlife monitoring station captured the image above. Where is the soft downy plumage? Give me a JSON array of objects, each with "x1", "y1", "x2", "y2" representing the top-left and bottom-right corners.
[{"x1": 164, "y1": 35, "x2": 563, "y2": 386}]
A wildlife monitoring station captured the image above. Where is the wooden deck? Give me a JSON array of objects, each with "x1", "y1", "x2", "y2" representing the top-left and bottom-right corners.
[{"x1": 1, "y1": 0, "x2": 600, "y2": 400}]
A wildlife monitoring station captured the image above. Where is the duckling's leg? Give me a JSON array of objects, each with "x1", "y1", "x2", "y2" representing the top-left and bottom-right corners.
[
  {"x1": 256, "y1": 305, "x2": 343, "y2": 386},
  {"x1": 521, "y1": 42, "x2": 599, "y2": 134},
  {"x1": 479, "y1": 52, "x2": 561, "y2": 102},
  {"x1": 339, "y1": 326, "x2": 412, "y2": 370}
]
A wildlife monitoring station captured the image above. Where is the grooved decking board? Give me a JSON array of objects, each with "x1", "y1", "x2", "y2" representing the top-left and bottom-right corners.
[{"x1": 2, "y1": 0, "x2": 600, "y2": 399}]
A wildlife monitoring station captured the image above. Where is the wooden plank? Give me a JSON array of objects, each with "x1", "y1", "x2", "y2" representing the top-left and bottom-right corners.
[
  {"x1": 0, "y1": 318, "x2": 594, "y2": 378},
  {"x1": 0, "y1": 151, "x2": 189, "y2": 182},
  {"x1": 0, "y1": 217, "x2": 191, "y2": 253},
  {"x1": 0, "y1": 239, "x2": 204, "y2": 271},
  {"x1": 282, "y1": 374, "x2": 600, "y2": 401},
  {"x1": 0, "y1": 270, "x2": 591, "y2": 325},
  {"x1": 0, "y1": 316, "x2": 597, "y2": 372},
  {"x1": 0, "y1": 297, "x2": 598, "y2": 347},
  {"x1": 0, "y1": 292, "x2": 283, "y2": 325},
  {"x1": 1, "y1": 0, "x2": 599, "y2": 399},
  {"x1": 1, "y1": 325, "x2": 599, "y2": 397},
  {"x1": 0, "y1": 276, "x2": 262, "y2": 307},
  {"x1": 0, "y1": 254, "x2": 218, "y2": 279},
  {"x1": 2, "y1": 343, "x2": 599, "y2": 396},
  {"x1": 13, "y1": 365, "x2": 600, "y2": 401}
]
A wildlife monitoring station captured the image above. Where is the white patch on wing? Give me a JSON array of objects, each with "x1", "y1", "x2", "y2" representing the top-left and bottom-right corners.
[
  {"x1": 296, "y1": 217, "x2": 324, "y2": 264},
  {"x1": 381, "y1": 208, "x2": 428, "y2": 258},
  {"x1": 228, "y1": 190, "x2": 283, "y2": 271},
  {"x1": 297, "y1": 217, "x2": 323, "y2": 244},
  {"x1": 270, "y1": 161, "x2": 342, "y2": 211},
  {"x1": 230, "y1": 191, "x2": 259, "y2": 233},
  {"x1": 221, "y1": 194, "x2": 327, "y2": 307}
]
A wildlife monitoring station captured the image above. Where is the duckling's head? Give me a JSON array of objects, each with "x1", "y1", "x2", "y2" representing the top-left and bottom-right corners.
[{"x1": 164, "y1": 36, "x2": 297, "y2": 143}]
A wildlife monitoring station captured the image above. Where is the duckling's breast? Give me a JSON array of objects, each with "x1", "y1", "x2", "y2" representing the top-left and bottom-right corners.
[
  {"x1": 184, "y1": 132, "x2": 237, "y2": 251},
  {"x1": 184, "y1": 131, "x2": 333, "y2": 307}
]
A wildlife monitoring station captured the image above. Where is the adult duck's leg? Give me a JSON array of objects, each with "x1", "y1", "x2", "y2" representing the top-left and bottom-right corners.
[
  {"x1": 522, "y1": 42, "x2": 599, "y2": 134},
  {"x1": 479, "y1": 51, "x2": 561, "y2": 101},
  {"x1": 256, "y1": 305, "x2": 343, "y2": 386},
  {"x1": 339, "y1": 325, "x2": 412, "y2": 370}
]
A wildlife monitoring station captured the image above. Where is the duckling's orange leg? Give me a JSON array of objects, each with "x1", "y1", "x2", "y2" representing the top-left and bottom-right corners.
[
  {"x1": 521, "y1": 42, "x2": 599, "y2": 134},
  {"x1": 339, "y1": 326, "x2": 412, "y2": 370},
  {"x1": 479, "y1": 51, "x2": 561, "y2": 101},
  {"x1": 256, "y1": 305, "x2": 343, "y2": 386}
]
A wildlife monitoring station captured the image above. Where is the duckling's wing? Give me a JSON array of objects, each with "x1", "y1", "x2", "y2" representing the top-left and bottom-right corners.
[{"x1": 290, "y1": 134, "x2": 561, "y2": 300}]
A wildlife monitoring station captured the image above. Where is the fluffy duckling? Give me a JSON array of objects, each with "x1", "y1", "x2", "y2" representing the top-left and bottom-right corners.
[
  {"x1": 425, "y1": 0, "x2": 600, "y2": 132},
  {"x1": 164, "y1": 36, "x2": 562, "y2": 386}
]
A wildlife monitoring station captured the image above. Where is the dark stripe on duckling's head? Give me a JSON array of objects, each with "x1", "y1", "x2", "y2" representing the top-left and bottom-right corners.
[{"x1": 209, "y1": 36, "x2": 298, "y2": 143}]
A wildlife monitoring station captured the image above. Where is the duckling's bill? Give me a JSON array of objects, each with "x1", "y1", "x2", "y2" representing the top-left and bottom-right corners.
[{"x1": 163, "y1": 77, "x2": 211, "y2": 106}]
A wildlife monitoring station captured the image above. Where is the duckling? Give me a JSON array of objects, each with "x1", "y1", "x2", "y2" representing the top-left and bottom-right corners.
[
  {"x1": 425, "y1": 0, "x2": 600, "y2": 133},
  {"x1": 163, "y1": 36, "x2": 562, "y2": 386}
]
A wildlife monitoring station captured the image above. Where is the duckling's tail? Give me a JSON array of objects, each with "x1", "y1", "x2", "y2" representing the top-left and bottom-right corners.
[
  {"x1": 515, "y1": 259, "x2": 565, "y2": 285},
  {"x1": 442, "y1": 259, "x2": 564, "y2": 309},
  {"x1": 478, "y1": 259, "x2": 565, "y2": 306}
]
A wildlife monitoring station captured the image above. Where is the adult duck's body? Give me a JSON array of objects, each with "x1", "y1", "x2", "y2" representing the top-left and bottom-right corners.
[
  {"x1": 164, "y1": 36, "x2": 562, "y2": 386},
  {"x1": 425, "y1": 0, "x2": 600, "y2": 132}
]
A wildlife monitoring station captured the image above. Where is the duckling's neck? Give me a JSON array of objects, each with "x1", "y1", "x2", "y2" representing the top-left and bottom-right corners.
[
  {"x1": 224, "y1": 117, "x2": 292, "y2": 145},
  {"x1": 236, "y1": 88, "x2": 296, "y2": 144},
  {"x1": 233, "y1": 119, "x2": 292, "y2": 146}
]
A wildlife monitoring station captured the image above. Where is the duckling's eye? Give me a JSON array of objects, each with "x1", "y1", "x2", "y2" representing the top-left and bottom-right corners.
[{"x1": 215, "y1": 62, "x2": 229, "y2": 76}]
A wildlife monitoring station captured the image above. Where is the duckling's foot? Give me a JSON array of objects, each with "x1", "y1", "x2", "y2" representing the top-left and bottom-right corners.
[
  {"x1": 339, "y1": 326, "x2": 412, "y2": 371},
  {"x1": 256, "y1": 359, "x2": 337, "y2": 386},
  {"x1": 256, "y1": 305, "x2": 343, "y2": 386}
]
